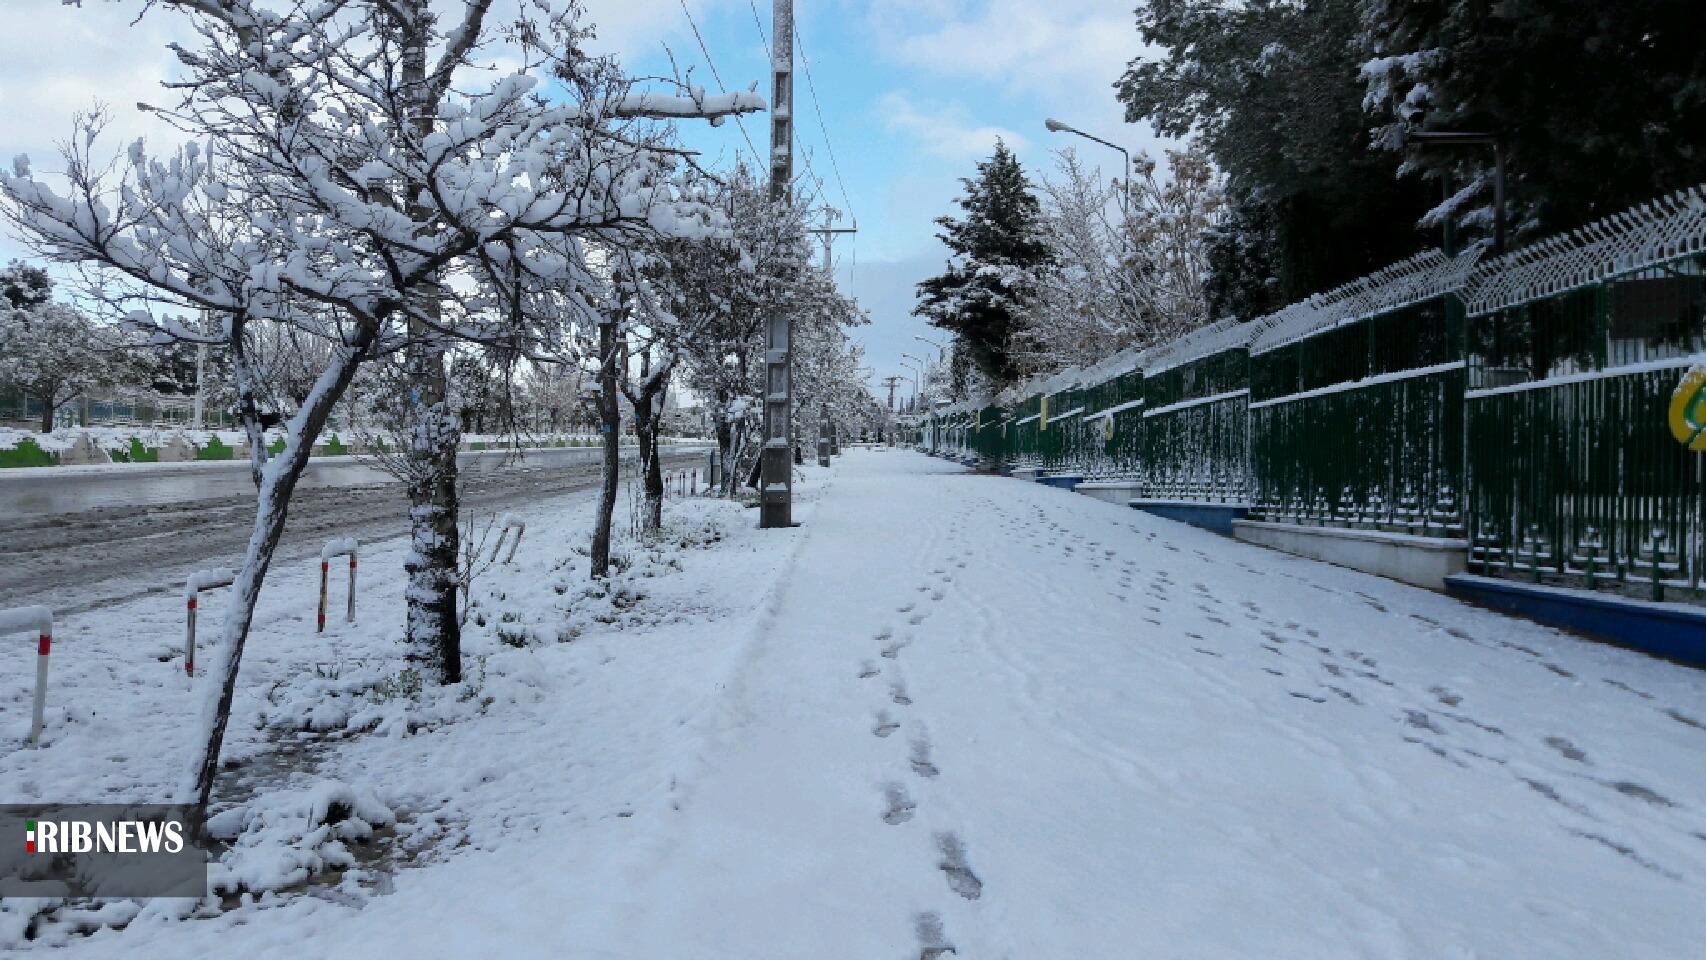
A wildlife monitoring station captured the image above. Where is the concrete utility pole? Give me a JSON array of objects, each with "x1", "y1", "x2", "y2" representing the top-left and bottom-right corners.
[
  {"x1": 760, "y1": 0, "x2": 796, "y2": 529},
  {"x1": 881, "y1": 375, "x2": 903, "y2": 411}
]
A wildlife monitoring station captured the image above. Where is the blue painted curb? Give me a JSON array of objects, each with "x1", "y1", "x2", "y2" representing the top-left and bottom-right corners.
[
  {"x1": 1445, "y1": 574, "x2": 1706, "y2": 666},
  {"x1": 1128, "y1": 500, "x2": 1249, "y2": 537}
]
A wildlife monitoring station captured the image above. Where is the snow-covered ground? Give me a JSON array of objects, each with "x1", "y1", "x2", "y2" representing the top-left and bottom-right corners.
[{"x1": 5, "y1": 449, "x2": 1706, "y2": 957}]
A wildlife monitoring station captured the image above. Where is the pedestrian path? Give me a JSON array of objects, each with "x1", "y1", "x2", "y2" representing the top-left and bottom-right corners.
[{"x1": 599, "y1": 450, "x2": 1706, "y2": 959}]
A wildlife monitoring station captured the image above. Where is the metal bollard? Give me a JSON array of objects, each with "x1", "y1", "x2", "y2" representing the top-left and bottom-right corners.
[
  {"x1": 318, "y1": 538, "x2": 359, "y2": 632},
  {"x1": 184, "y1": 568, "x2": 235, "y2": 677},
  {"x1": 1, "y1": 605, "x2": 53, "y2": 746}
]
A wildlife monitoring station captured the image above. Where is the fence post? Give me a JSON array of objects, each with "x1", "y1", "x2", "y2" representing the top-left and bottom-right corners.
[
  {"x1": 318, "y1": 538, "x2": 359, "y2": 630},
  {"x1": 1, "y1": 605, "x2": 53, "y2": 746},
  {"x1": 184, "y1": 568, "x2": 235, "y2": 677}
]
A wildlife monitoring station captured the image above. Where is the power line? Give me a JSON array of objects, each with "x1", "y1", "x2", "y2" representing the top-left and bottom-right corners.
[
  {"x1": 792, "y1": 23, "x2": 857, "y2": 229},
  {"x1": 675, "y1": 0, "x2": 763, "y2": 168},
  {"x1": 747, "y1": 0, "x2": 771, "y2": 60}
]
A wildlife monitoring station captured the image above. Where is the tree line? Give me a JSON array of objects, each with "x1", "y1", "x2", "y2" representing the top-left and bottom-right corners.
[
  {"x1": 920, "y1": 0, "x2": 1705, "y2": 393},
  {"x1": 0, "y1": 0, "x2": 871, "y2": 821}
]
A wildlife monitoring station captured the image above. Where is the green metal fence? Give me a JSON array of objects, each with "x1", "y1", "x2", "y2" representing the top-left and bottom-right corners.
[
  {"x1": 1136, "y1": 349, "x2": 1249, "y2": 503},
  {"x1": 919, "y1": 185, "x2": 1706, "y2": 608},
  {"x1": 1249, "y1": 294, "x2": 1467, "y2": 533},
  {"x1": 1464, "y1": 251, "x2": 1706, "y2": 601}
]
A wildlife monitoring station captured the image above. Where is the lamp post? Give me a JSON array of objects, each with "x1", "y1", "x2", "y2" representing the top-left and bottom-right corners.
[
  {"x1": 1400, "y1": 130, "x2": 1507, "y2": 256},
  {"x1": 1045, "y1": 118, "x2": 1131, "y2": 217},
  {"x1": 1046, "y1": 118, "x2": 1139, "y2": 328},
  {"x1": 914, "y1": 334, "x2": 946, "y2": 362},
  {"x1": 902, "y1": 353, "x2": 930, "y2": 400}
]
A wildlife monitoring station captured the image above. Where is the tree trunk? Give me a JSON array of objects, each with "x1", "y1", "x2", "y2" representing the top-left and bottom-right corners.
[
  {"x1": 402, "y1": 339, "x2": 462, "y2": 684},
  {"x1": 715, "y1": 413, "x2": 735, "y2": 497},
  {"x1": 632, "y1": 384, "x2": 665, "y2": 535},
  {"x1": 397, "y1": 2, "x2": 461, "y2": 685},
  {"x1": 39, "y1": 398, "x2": 53, "y2": 434},
  {"x1": 590, "y1": 318, "x2": 621, "y2": 578},
  {"x1": 185, "y1": 330, "x2": 376, "y2": 826}
]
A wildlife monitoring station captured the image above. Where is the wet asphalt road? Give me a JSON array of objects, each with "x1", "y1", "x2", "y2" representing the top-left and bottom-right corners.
[{"x1": 0, "y1": 447, "x2": 708, "y2": 616}]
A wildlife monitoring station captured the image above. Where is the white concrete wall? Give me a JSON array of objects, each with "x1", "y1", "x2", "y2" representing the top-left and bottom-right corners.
[
  {"x1": 1233, "y1": 520, "x2": 1467, "y2": 591},
  {"x1": 1074, "y1": 482, "x2": 1142, "y2": 506}
]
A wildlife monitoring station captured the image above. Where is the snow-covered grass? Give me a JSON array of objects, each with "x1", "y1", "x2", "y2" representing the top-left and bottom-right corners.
[{"x1": 5, "y1": 448, "x2": 1706, "y2": 957}]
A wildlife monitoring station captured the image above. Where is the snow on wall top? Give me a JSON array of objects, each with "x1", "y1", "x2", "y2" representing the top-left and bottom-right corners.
[
  {"x1": 1248, "y1": 247, "x2": 1483, "y2": 356},
  {"x1": 1139, "y1": 318, "x2": 1257, "y2": 376},
  {"x1": 1463, "y1": 183, "x2": 1706, "y2": 317}
]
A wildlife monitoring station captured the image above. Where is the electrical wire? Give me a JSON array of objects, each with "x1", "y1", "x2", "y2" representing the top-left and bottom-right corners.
[
  {"x1": 747, "y1": 0, "x2": 771, "y2": 60},
  {"x1": 675, "y1": 0, "x2": 763, "y2": 168},
  {"x1": 792, "y1": 23, "x2": 857, "y2": 230}
]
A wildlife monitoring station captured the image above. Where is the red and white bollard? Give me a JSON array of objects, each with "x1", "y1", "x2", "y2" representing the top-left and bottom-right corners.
[
  {"x1": 1, "y1": 605, "x2": 53, "y2": 746},
  {"x1": 318, "y1": 538, "x2": 359, "y2": 632},
  {"x1": 691, "y1": 468, "x2": 698, "y2": 496},
  {"x1": 491, "y1": 515, "x2": 525, "y2": 564},
  {"x1": 184, "y1": 568, "x2": 235, "y2": 677}
]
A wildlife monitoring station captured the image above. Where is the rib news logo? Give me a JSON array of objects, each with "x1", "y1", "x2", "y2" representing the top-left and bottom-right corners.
[
  {"x1": 24, "y1": 817, "x2": 186, "y2": 855},
  {"x1": 4, "y1": 805, "x2": 204, "y2": 898}
]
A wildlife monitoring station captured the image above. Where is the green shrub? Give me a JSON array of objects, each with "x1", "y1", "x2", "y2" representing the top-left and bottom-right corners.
[
  {"x1": 0, "y1": 438, "x2": 58, "y2": 468},
  {"x1": 126, "y1": 438, "x2": 159, "y2": 463},
  {"x1": 323, "y1": 434, "x2": 347, "y2": 457},
  {"x1": 196, "y1": 435, "x2": 235, "y2": 460}
]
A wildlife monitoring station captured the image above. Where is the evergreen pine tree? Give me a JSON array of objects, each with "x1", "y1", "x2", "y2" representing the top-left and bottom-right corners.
[{"x1": 915, "y1": 142, "x2": 1051, "y2": 386}]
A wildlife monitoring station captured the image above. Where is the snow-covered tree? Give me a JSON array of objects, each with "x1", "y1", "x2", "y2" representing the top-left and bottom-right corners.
[
  {"x1": 0, "y1": 299, "x2": 134, "y2": 433},
  {"x1": 915, "y1": 141, "x2": 1051, "y2": 386},
  {"x1": 0, "y1": 0, "x2": 760, "y2": 816},
  {"x1": 1016, "y1": 145, "x2": 1222, "y2": 374},
  {"x1": 657, "y1": 165, "x2": 850, "y2": 495}
]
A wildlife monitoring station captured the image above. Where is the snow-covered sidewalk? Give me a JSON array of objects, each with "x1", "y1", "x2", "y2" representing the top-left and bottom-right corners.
[{"x1": 13, "y1": 449, "x2": 1706, "y2": 957}]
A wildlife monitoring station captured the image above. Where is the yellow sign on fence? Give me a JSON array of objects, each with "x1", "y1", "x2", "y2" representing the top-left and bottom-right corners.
[
  {"x1": 1669, "y1": 365, "x2": 1706, "y2": 451},
  {"x1": 1039, "y1": 396, "x2": 1049, "y2": 432}
]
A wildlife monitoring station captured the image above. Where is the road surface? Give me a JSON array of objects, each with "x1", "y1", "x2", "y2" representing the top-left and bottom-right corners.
[{"x1": 0, "y1": 446, "x2": 709, "y2": 615}]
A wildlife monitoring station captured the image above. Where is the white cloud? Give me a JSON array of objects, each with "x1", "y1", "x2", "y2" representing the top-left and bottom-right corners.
[
  {"x1": 866, "y1": 0, "x2": 1137, "y2": 96},
  {"x1": 878, "y1": 92, "x2": 1029, "y2": 161},
  {"x1": 0, "y1": 2, "x2": 191, "y2": 169}
]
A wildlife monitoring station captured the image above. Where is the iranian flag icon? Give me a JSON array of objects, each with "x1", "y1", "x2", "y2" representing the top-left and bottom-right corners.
[{"x1": 25, "y1": 820, "x2": 36, "y2": 853}]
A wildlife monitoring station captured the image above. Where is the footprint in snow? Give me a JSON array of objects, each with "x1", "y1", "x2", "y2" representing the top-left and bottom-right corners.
[
  {"x1": 1544, "y1": 736, "x2": 1589, "y2": 763},
  {"x1": 891, "y1": 681, "x2": 913, "y2": 706},
  {"x1": 881, "y1": 783, "x2": 916, "y2": 824},
  {"x1": 934, "y1": 832, "x2": 983, "y2": 900},
  {"x1": 910, "y1": 739, "x2": 940, "y2": 778},
  {"x1": 859, "y1": 661, "x2": 880, "y2": 679},
  {"x1": 873, "y1": 712, "x2": 900, "y2": 737},
  {"x1": 914, "y1": 913, "x2": 956, "y2": 959}
]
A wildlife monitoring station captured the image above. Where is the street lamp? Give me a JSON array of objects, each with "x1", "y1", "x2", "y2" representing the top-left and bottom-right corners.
[
  {"x1": 914, "y1": 334, "x2": 946, "y2": 361},
  {"x1": 900, "y1": 356, "x2": 924, "y2": 397},
  {"x1": 1399, "y1": 129, "x2": 1507, "y2": 256},
  {"x1": 1045, "y1": 118, "x2": 1131, "y2": 217},
  {"x1": 902, "y1": 353, "x2": 930, "y2": 393}
]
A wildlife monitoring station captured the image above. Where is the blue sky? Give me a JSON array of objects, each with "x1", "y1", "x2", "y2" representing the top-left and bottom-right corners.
[{"x1": 0, "y1": 0, "x2": 1167, "y2": 407}]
